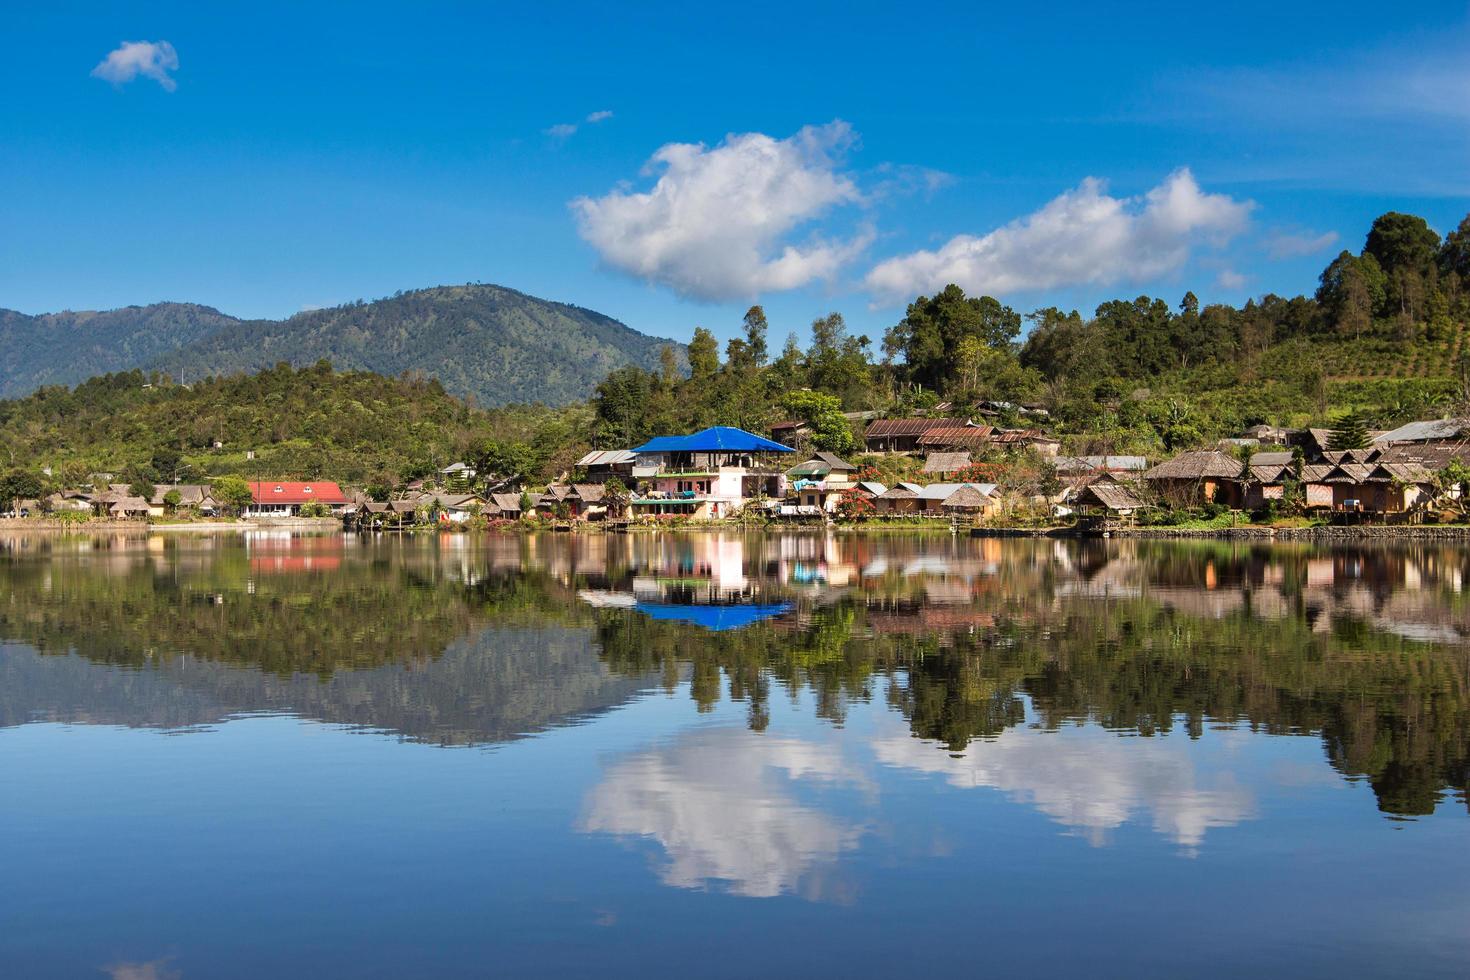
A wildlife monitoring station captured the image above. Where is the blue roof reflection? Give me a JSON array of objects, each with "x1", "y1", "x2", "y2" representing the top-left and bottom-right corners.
[{"x1": 635, "y1": 602, "x2": 792, "y2": 632}]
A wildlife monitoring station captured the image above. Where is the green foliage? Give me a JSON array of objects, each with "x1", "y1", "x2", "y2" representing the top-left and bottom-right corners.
[
  {"x1": 884, "y1": 284, "x2": 1021, "y2": 392},
  {"x1": 780, "y1": 390, "x2": 855, "y2": 455},
  {"x1": 0, "y1": 302, "x2": 239, "y2": 398},
  {"x1": 0, "y1": 469, "x2": 43, "y2": 509},
  {"x1": 142, "y1": 284, "x2": 682, "y2": 408},
  {"x1": 211, "y1": 475, "x2": 253, "y2": 514},
  {"x1": 1328, "y1": 412, "x2": 1369, "y2": 451}
]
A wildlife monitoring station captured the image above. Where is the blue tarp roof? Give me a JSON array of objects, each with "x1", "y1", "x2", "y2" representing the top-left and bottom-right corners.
[
  {"x1": 635, "y1": 602, "x2": 792, "y2": 632},
  {"x1": 633, "y1": 426, "x2": 794, "y2": 454}
]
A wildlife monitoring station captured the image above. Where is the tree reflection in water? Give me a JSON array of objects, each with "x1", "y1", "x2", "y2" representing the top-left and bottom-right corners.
[{"x1": 0, "y1": 529, "x2": 1465, "y2": 818}]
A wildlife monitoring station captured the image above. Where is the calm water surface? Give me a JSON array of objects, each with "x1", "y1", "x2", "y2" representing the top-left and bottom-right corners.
[{"x1": 1, "y1": 530, "x2": 1467, "y2": 978}]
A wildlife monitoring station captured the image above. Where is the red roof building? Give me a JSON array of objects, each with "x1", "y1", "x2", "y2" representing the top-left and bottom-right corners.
[{"x1": 245, "y1": 481, "x2": 349, "y2": 515}]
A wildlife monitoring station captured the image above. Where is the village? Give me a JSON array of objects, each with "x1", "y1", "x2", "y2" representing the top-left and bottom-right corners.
[{"x1": 8, "y1": 412, "x2": 1470, "y2": 533}]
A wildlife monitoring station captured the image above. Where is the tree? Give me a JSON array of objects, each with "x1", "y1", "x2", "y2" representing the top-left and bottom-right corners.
[
  {"x1": 884, "y1": 284, "x2": 1021, "y2": 392},
  {"x1": 1439, "y1": 214, "x2": 1470, "y2": 286},
  {"x1": 688, "y1": 327, "x2": 720, "y2": 381},
  {"x1": 781, "y1": 390, "x2": 856, "y2": 456},
  {"x1": 151, "y1": 446, "x2": 188, "y2": 483},
  {"x1": 1328, "y1": 412, "x2": 1369, "y2": 452},
  {"x1": 163, "y1": 489, "x2": 182, "y2": 512},
  {"x1": 124, "y1": 465, "x2": 157, "y2": 502},
  {"x1": 603, "y1": 477, "x2": 630, "y2": 518},
  {"x1": 804, "y1": 313, "x2": 870, "y2": 403},
  {"x1": 1364, "y1": 212, "x2": 1440, "y2": 319},
  {"x1": 213, "y1": 474, "x2": 253, "y2": 516},
  {"x1": 593, "y1": 366, "x2": 654, "y2": 446},
  {"x1": 0, "y1": 469, "x2": 43, "y2": 514},
  {"x1": 742, "y1": 306, "x2": 769, "y2": 366},
  {"x1": 1316, "y1": 251, "x2": 1385, "y2": 337}
]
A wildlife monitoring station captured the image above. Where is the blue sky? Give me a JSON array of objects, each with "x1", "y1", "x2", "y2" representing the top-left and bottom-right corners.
[{"x1": 2, "y1": 2, "x2": 1467, "y2": 348}]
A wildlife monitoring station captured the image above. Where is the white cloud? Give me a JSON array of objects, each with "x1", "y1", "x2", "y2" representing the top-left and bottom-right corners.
[
  {"x1": 571, "y1": 121, "x2": 869, "y2": 301},
  {"x1": 873, "y1": 724, "x2": 1257, "y2": 850},
  {"x1": 544, "y1": 122, "x2": 578, "y2": 139},
  {"x1": 864, "y1": 168, "x2": 1252, "y2": 302},
  {"x1": 581, "y1": 728, "x2": 868, "y2": 899},
  {"x1": 586, "y1": 109, "x2": 614, "y2": 124},
  {"x1": 1265, "y1": 229, "x2": 1339, "y2": 259},
  {"x1": 1216, "y1": 268, "x2": 1247, "y2": 290},
  {"x1": 91, "y1": 41, "x2": 179, "y2": 91}
]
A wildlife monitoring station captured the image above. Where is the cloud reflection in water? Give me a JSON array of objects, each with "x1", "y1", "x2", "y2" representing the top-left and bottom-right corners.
[{"x1": 581, "y1": 728, "x2": 870, "y2": 899}]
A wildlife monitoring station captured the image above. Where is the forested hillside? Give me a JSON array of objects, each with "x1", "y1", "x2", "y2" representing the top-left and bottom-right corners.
[
  {"x1": 1, "y1": 284, "x2": 679, "y2": 408},
  {"x1": 590, "y1": 210, "x2": 1470, "y2": 456},
  {"x1": 0, "y1": 362, "x2": 589, "y2": 490},
  {"x1": 150, "y1": 284, "x2": 678, "y2": 406},
  {"x1": 0, "y1": 302, "x2": 239, "y2": 397}
]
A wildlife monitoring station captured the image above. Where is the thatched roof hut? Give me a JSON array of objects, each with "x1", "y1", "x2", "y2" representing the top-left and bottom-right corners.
[
  {"x1": 1143, "y1": 450, "x2": 1243, "y2": 481},
  {"x1": 940, "y1": 485, "x2": 993, "y2": 512},
  {"x1": 922, "y1": 452, "x2": 971, "y2": 475}
]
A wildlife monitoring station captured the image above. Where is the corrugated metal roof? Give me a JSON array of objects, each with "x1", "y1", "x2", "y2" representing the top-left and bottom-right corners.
[
  {"x1": 1373, "y1": 418, "x2": 1465, "y2": 444},
  {"x1": 633, "y1": 426, "x2": 793, "y2": 454},
  {"x1": 577, "y1": 449, "x2": 636, "y2": 467},
  {"x1": 865, "y1": 418, "x2": 962, "y2": 438}
]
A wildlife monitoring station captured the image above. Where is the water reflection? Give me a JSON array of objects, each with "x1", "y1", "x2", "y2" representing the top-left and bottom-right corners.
[
  {"x1": 0, "y1": 529, "x2": 1466, "y2": 820},
  {"x1": 581, "y1": 728, "x2": 869, "y2": 899},
  {"x1": 871, "y1": 707, "x2": 1258, "y2": 851}
]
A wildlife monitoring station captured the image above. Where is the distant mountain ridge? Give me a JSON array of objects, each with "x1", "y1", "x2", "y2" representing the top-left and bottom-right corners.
[
  {"x1": 0, "y1": 302, "x2": 239, "y2": 397},
  {"x1": 0, "y1": 284, "x2": 678, "y2": 406}
]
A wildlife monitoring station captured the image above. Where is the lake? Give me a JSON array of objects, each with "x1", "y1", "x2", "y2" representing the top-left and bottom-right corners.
[{"x1": 1, "y1": 530, "x2": 1466, "y2": 978}]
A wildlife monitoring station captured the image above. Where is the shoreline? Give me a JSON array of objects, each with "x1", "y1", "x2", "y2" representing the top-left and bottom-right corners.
[
  {"x1": 969, "y1": 524, "x2": 1470, "y2": 541},
  {"x1": 5, "y1": 518, "x2": 1470, "y2": 542}
]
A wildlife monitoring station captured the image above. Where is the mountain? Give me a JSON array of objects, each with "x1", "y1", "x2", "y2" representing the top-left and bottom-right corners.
[
  {"x1": 151, "y1": 284, "x2": 677, "y2": 406},
  {"x1": 0, "y1": 284, "x2": 678, "y2": 406},
  {"x1": 0, "y1": 302, "x2": 240, "y2": 397}
]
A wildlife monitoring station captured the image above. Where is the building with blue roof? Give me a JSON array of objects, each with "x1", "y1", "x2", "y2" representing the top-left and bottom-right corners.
[{"x1": 629, "y1": 426, "x2": 794, "y2": 519}]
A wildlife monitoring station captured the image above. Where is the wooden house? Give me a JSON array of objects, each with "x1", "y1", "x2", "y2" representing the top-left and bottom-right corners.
[
  {"x1": 863, "y1": 418, "x2": 962, "y2": 454},
  {"x1": 1143, "y1": 450, "x2": 1245, "y2": 508},
  {"x1": 922, "y1": 452, "x2": 972, "y2": 476}
]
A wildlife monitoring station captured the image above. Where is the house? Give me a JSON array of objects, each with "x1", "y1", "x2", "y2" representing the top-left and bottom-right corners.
[
  {"x1": 148, "y1": 484, "x2": 216, "y2": 517},
  {"x1": 1073, "y1": 478, "x2": 1148, "y2": 518},
  {"x1": 244, "y1": 481, "x2": 349, "y2": 517},
  {"x1": 487, "y1": 492, "x2": 529, "y2": 519},
  {"x1": 44, "y1": 491, "x2": 93, "y2": 514},
  {"x1": 432, "y1": 493, "x2": 484, "y2": 523},
  {"x1": 1307, "y1": 461, "x2": 1436, "y2": 514},
  {"x1": 769, "y1": 420, "x2": 813, "y2": 449},
  {"x1": 628, "y1": 426, "x2": 793, "y2": 519},
  {"x1": 990, "y1": 429, "x2": 1060, "y2": 456},
  {"x1": 874, "y1": 481, "x2": 999, "y2": 517},
  {"x1": 863, "y1": 418, "x2": 963, "y2": 454},
  {"x1": 938, "y1": 484, "x2": 994, "y2": 516},
  {"x1": 874, "y1": 482, "x2": 923, "y2": 514},
  {"x1": 108, "y1": 496, "x2": 152, "y2": 520},
  {"x1": 1300, "y1": 464, "x2": 1336, "y2": 509},
  {"x1": 1244, "y1": 451, "x2": 1297, "y2": 508},
  {"x1": 1242, "y1": 423, "x2": 1293, "y2": 444},
  {"x1": 914, "y1": 482, "x2": 999, "y2": 515},
  {"x1": 922, "y1": 452, "x2": 972, "y2": 475},
  {"x1": 786, "y1": 452, "x2": 859, "y2": 513},
  {"x1": 438, "y1": 462, "x2": 478, "y2": 490},
  {"x1": 1143, "y1": 450, "x2": 1245, "y2": 508},
  {"x1": 577, "y1": 450, "x2": 637, "y2": 481},
  {"x1": 917, "y1": 425, "x2": 994, "y2": 451},
  {"x1": 1373, "y1": 418, "x2": 1466, "y2": 446},
  {"x1": 571, "y1": 483, "x2": 609, "y2": 521}
]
